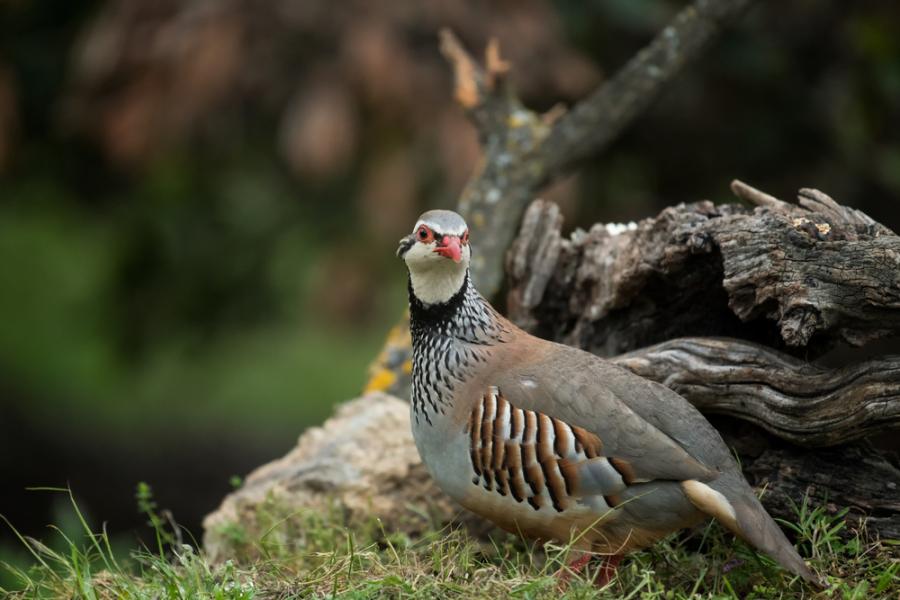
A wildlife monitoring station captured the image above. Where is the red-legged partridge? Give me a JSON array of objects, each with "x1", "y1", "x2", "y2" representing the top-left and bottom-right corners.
[{"x1": 397, "y1": 209, "x2": 822, "y2": 587}]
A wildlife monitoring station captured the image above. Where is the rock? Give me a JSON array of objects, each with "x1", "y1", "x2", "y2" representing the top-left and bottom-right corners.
[{"x1": 202, "y1": 392, "x2": 491, "y2": 562}]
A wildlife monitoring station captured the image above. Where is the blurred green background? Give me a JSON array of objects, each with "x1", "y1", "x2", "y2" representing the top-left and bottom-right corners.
[{"x1": 2, "y1": 0, "x2": 899, "y2": 580}]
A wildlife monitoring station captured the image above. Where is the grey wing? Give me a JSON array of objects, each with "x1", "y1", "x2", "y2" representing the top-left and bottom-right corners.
[
  {"x1": 493, "y1": 343, "x2": 720, "y2": 484},
  {"x1": 599, "y1": 358, "x2": 739, "y2": 472}
]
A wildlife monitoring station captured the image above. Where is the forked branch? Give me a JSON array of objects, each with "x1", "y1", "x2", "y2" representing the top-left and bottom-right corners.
[{"x1": 441, "y1": 0, "x2": 758, "y2": 298}]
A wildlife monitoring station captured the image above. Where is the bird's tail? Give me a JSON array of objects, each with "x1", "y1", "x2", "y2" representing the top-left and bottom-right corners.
[{"x1": 682, "y1": 473, "x2": 823, "y2": 588}]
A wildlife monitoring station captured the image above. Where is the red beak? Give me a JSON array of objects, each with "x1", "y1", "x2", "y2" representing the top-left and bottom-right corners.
[{"x1": 434, "y1": 235, "x2": 462, "y2": 263}]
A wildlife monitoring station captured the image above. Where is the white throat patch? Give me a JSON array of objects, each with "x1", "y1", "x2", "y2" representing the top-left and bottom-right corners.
[
  {"x1": 409, "y1": 264, "x2": 468, "y2": 305},
  {"x1": 404, "y1": 240, "x2": 470, "y2": 305}
]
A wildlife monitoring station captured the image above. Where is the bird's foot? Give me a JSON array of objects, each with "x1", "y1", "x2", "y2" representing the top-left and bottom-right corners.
[
  {"x1": 556, "y1": 553, "x2": 593, "y2": 588},
  {"x1": 594, "y1": 554, "x2": 622, "y2": 587},
  {"x1": 557, "y1": 553, "x2": 622, "y2": 589}
]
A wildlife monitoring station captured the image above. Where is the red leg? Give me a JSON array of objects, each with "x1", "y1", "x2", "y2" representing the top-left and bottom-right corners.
[
  {"x1": 594, "y1": 554, "x2": 622, "y2": 587},
  {"x1": 557, "y1": 553, "x2": 593, "y2": 587}
]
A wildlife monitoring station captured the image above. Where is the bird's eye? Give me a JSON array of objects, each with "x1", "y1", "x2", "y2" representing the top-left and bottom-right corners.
[
  {"x1": 461, "y1": 230, "x2": 469, "y2": 245},
  {"x1": 416, "y1": 226, "x2": 433, "y2": 243}
]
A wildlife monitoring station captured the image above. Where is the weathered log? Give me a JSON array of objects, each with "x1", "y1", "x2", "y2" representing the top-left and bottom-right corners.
[
  {"x1": 507, "y1": 186, "x2": 900, "y2": 356},
  {"x1": 612, "y1": 337, "x2": 900, "y2": 447}
]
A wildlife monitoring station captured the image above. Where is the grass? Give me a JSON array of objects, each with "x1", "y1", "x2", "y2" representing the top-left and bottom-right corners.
[{"x1": 1, "y1": 486, "x2": 898, "y2": 599}]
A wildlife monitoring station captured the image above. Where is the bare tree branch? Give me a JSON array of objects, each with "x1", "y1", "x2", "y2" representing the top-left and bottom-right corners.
[
  {"x1": 445, "y1": 0, "x2": 758, "y2": 298},
  {"x1": 368, "y1": 0, "x2": 760, "y2": 399},
  {"x1": 438, "y1": 30, "x2": 513, "y2": 135},
  {"x1": 542, "y1": 0, "x2": 755, "y2": 178}
]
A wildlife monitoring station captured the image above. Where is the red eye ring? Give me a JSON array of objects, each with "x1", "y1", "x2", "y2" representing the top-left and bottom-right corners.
[
  {"x1": 416, "y1": 225, "x2": 434, "y2": 243},
  {"x1": 461, "y1": 230, "x2": 469, "y2": 245}
]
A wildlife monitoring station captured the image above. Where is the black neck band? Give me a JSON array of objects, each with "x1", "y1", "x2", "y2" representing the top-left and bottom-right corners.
[{"x1": 408, "y1": 272, "x2": 469, "y2": 332}]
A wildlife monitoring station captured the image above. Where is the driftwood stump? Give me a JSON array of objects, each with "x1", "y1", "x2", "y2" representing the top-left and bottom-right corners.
[{"x1": 507, "y1": 185, "x2": 899, "y2": 355}]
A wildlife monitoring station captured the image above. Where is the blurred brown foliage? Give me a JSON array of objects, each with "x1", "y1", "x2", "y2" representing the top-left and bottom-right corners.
[
  {"x1": 63, "y1": 0, "x2": 600, "y2": 237},
  {"x1": 0, "y1": 63, "x2": 17, "y2": 171}
]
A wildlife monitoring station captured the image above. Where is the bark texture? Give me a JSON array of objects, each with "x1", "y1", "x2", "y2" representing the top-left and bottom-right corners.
[
  {"x1": 614, "y1": 337, "x2": 900, "y2": 447},
  {"x1": 743, "y1": 441, "x2": 900, "y2": 542},
  {"x1": 507, "y1": 187, "x2": 900, "y2": 356}
]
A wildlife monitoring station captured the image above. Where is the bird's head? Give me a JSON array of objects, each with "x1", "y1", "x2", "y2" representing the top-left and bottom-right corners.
[{"x1": 398, "y1": 209, "x2": 470, "y2": 305}]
